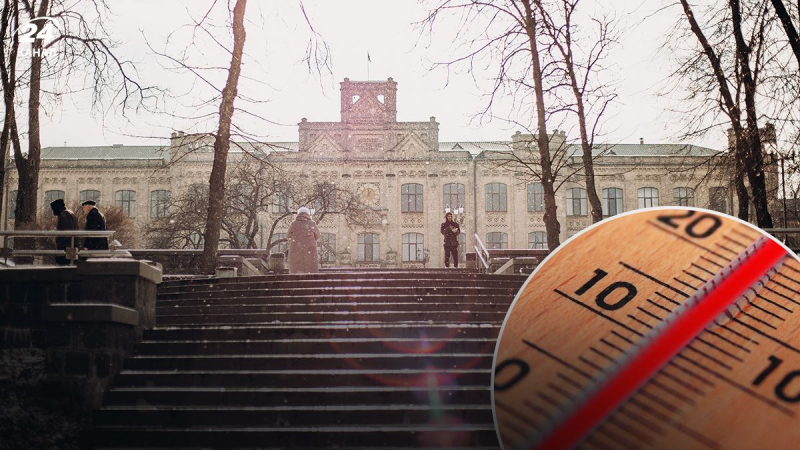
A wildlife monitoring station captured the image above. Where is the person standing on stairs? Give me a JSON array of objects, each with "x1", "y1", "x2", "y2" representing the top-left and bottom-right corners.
[
  {"x1": 440, "y1": 212, "x2": 461, "y2": 268},
  {"x1": 287, "y1": 206, "x2": 321, "y2": 274},
  {"x1": 50, "y1": 198, "x2": 79, "y2": 266}
]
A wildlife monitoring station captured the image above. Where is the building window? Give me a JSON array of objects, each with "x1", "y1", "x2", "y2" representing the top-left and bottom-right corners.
[
  {"x1": 45, "y1": 190, "x2": 65, "y2": 205},
  {"x1": 80, "y1": 190, "x2": 101, "y2": 205},
  {"x1": 458, "y1": 234, "x2": 466, "y2": 262},
  {"x1": 485, "y1": 183, "x2": 508, "y2": 212},
  {"x1": 528, "y1": 183, "x2": 544, "y2": 212},
  {"x1": 674, "y1": 187, "x2": 694, "y2": 207},
  {"x1": 567, "y1": 188, "x2": 587, "y2": 216},
  {"x1": 602, "y1": 187, "x2": 624, "y2": 216},
  {"x1": 272, "y1": 192, "x2": 293, "y2": 213},
  {"x1": 319, "y1": 233, "x2": 336, "y2": 263},
  {"x1": 6, "y1": 190, "x2": 16, "y2": 219},
  {"x1": 270, "y1": 233, "x2": 288, "y2": 254},
  {"x1": 709, "y1": 187, "x2": 728, "y2": 214},
  {"x1": 638, "y1": 187, "x2": 659, "y2": 209},
  {"x1": 358, "y1": 233, "x2": 380, "y2": 262},
  {"x1": 150, "y1": 190, "x2": 171, "y2": 218},
  {"x1": 443, "y1": 183, "x2": 466, "y2": 213},
  {"x1": 115, "y1": 190, "x2": 136, "y2": 217},
  {"x1": 529, "y1": 231, "x2": 547, "y2": 249},
  {"x1": 402, "y1": 233, "x2": 425, "y2": 262},
  {"x1": 401, "y1": 183, "x2": 424, "y2": 213},
  {"x1": 487, "y1": 232, "x2": 508, "y2": 249}
]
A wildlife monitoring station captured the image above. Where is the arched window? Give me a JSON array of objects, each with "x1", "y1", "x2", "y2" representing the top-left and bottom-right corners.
[
  {"x1": 358, "y1": 233, "x2": 380, "y2": 262},
  {"x1": 80, "y1": 190, "x2": 101, "y2": 205},
  {"x1": 115, "y1": 190, "x2": 136, "y2": 217},
  {"x1": 45, "y1": 190, "x2": 65, "y2": 205},
  {"x1": 443, "y1": 183, "x2": 466, "y2": 213},
  {"x1": 566, "y1": 188, "x2": 587, "y2": 216},
  {"x1": 150, "y1": 190, "x2": 171, "y2": 218},
  {"x1": 709, "y1": 187, "x2": 728, "y2": 214},
  {"x1": 527, "y1": 183, "x2": 544, "y2": 212},
  {"x1": 402, "y1": 233, "x2": 425, "y2": 262},
  {"x1": 602, "y1": 187, "x2": 624, "y2": 216},
  {"x1": 401, "y1": 183, "x2": 424, "y2": 212},
  {"x1": 528, "y1": 231, "x2": 547, "y2": 249},
  {"x1": 637, "y1": 187, "x2": 659, "y2": 208},
  {"x1": 674, "y1": 187, "x2": 694, "y2": 207},
  {"x1": 485, "y1": 183, "x2": 507, "y2": 212},
  {"x1": 487, "y1": 232, "x2": 508, "y2": 249},
  {"x1": 319, "y1": 233, "x2": 336, "y2": 263},
  {"x1": 188, "y1": 232, "x2": 203, "y2": 249}
]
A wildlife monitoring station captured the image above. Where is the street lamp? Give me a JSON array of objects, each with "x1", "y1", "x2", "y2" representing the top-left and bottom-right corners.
[{"x1": 444, "y1": 204, "x2": 466, "y2": 225}]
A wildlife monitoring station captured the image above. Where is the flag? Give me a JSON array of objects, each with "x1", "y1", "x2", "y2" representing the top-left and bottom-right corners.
[{"x1": 367, "y1": 52, "x2": 371, "y2": 63}]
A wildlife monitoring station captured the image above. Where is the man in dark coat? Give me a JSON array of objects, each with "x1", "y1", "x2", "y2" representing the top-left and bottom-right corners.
[
  {"x1": 50, "y1": 198, "x2": 78, "y2": 265},
  {"x1": 81, "y1": 200, "x2": 108, "y2": 251},
  {"x1": 440, "y1": 212, "x2": 461, "y2": 268}
]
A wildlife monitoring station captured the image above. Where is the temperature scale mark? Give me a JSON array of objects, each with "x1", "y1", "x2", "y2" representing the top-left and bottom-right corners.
[{"x1": 535, "y1": 237, "x2": 789, "y2": 450}]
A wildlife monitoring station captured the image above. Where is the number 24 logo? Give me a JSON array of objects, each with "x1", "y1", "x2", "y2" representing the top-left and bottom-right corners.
[{"x1": 16, "y1": 17, "x2": 57, "y2": 44}]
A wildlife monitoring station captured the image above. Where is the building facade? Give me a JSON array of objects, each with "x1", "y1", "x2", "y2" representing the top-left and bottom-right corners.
[{"x1": 2, "y1": 78, "x2": 763, "y2": 268}]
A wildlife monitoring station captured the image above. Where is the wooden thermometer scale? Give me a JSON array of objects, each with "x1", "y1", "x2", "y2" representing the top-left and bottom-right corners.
[{"x1": 493, "y1": 208, "x2": 800, "y2": 449}]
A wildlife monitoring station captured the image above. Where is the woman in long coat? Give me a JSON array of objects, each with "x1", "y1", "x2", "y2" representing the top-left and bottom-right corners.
[{"x1": 286, "y1": 207, "x2": 321, "y2": 274}]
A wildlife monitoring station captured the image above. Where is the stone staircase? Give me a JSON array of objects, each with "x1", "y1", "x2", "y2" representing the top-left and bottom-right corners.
[{"x1": 86, "y1": 270, "x2": 526, "y2": 449}]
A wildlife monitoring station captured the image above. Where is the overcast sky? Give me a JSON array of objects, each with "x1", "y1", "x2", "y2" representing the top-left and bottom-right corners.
[{"x1": 28, "y1": 0, "x2": 726, "y2": 151}]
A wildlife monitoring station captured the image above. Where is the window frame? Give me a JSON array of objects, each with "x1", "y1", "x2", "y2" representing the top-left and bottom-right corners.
[
  {"x1": 357, "y1": 233, "x2": 380, "y2": 262},
  {"x1": 402, "y1": 232, "x2": 425, "y2": 262},
  {"x1": 150, "y1": 190, "x2": 171, "y2": 219},
  {"x1": 637, "y1": 187, "x2": 659, "y2": 209},
  {"x1": 566, "y1": 187, "x2": 587, "y2": 217},
  {"x1": 528, "y1": 231, "x2": 547, "y2": 249},
  {"x1": 486, "y1": 232, "x2": 508, "y2": 250},
  {"x1": 602, "y1": 187, "x2": 624, "y2": 217},
  {"x1": 115, "y1": 190, "x2": 136, "y2": 217},
  {"x1": 485, "y1": 182, "x2": 508, "y2": 212},
  {"x1": 401, "y1": 183, "x2": 424, "y2": 213},
  {"x1": 527, "y1": 183, "x2": 544, "y2": 212},
  {"x1": 673, "y1": 187, "x2": 694, "y2": 207},
  {"x1": 443, "y1": 183, "x2": 466, "y2": 213}
]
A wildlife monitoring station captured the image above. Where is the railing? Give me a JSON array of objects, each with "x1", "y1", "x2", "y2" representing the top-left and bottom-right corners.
[
  {"x1": 0, "y1": 230, "x2": 128, "y2": 266},
  {"x1": 763, "y1": 228, "x2": 800, "y2": 253},
  {"x1": 473, "y1": 233, "x2": 490, "y2": 271}
]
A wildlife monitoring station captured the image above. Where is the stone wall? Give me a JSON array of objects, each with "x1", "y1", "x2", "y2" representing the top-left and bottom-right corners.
[{"x1": 0, "y1": 259, "x2": 161, "y2": 449}]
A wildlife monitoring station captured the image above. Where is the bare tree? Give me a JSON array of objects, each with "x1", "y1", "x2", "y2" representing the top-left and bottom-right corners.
[
  {"x1": 671, "y1": 0, "x2": 786, "y2": 227},
  {"x1": 198, "y1": 0, "x2": 248, "y2": 273},
  {"x1": 0, "y1": 0, "x2": 22, "y2": 222},
  {"x1": 422, "y1": 0, "x2": 568, "y2": 249},
  {"x1": 534, "y1": 0, "x2": 617, "y2": 224},
  {"x1": 6, "y1": 0, "x2": 153, "y2": 227},
  {"x1": 770, "y1": 0, "x2": 800, "y2": 66}
]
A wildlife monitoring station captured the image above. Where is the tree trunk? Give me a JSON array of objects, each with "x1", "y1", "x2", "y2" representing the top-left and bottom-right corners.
[
  {"x1": 771, "y1": 0, "x2": 800, "y2": 67},
  {"x1": 199, "y1": 0, "x2": 248, "y2": 274},
  {"x1": 521, "y1": 0, "x2": 560, "y2": 250},
  {"x1": 730, "y1": 0, "x2": 773, "y2": 228},
  {"x1": 570, "y1": 73, "x2": 602, "y2": 223},
  {"x1": 0, "y1": 0, "x2": 20, "y2": 223},
  {"x1": 14, "y1": 0, "x2": 48, "y2": 226}
]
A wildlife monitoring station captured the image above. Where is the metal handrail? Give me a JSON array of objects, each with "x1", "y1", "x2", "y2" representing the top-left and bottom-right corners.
[
  {"x1": 0, "y1": 229, "x2": 123, "y2": 266},
  {"x1": 474, "y1": 244, "x2": 489, "y2": 270},
  {"x1": 474, "y1": 233, "x2": 490, "y2": 263}
]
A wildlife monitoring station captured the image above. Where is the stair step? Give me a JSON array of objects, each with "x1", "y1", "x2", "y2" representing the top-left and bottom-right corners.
[
  {"x1": 134, "y1": 338, "x2": 497, "y2": 356},
  {"x1": 158, "y1": 286, "x2": 519, "y2": 300},
  {"x1": 155, "y1": 301, "x2": 511, "y2": 314},
  {"x1": 111, "y1": 369, "x2": 491, "y2": 388},
  {"x1": 84, "y1": 425, "x2": 500, "y2": 448},
  {"x1": 103, "y1": 386, "x2": 491, "y2": 407},
  {"x1": 92, "y1": 405, "x2": 493, "y2": 427},
  {"x1": 144, "y1": 324, "x2": 501, "y2": 341},
  {"x1": 155, "y1": 293, "x2": 511, "y2": 307},
  {"x1": 156, "y1": 310, "x2": 507, "y2": 325},
  {"x1": 158, "y1": 279, "x2": 523, "y2": 294},
  {"x1": 124, "y1": 353, "x2": 493, "y2": 371}
]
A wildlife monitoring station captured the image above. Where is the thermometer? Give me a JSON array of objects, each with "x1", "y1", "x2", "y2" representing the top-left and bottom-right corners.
[{"x1": 493, "y1": 208, "x2": 799, "y2": 449}]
